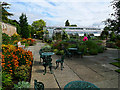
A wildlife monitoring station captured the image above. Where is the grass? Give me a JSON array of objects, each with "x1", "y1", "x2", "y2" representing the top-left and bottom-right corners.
[
  {"x1": 114, "y1": 58, "x2": 120, "y2": 61},
  {"x1": 110, "y1": 62, "x2": 120, "y2": 67},
  {"x1": 110, "y1": 58, "x2": 120, "y2": 73},
  {"x1": 115, "y1": 69, "x2": 120, "y2": 73}
]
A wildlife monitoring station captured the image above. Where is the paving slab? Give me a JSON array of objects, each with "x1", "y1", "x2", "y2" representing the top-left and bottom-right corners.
[{"x1": 53, "y1": 62, "x2": 81, "y2": 88}]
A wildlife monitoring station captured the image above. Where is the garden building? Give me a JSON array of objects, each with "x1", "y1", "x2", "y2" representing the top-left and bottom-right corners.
[{"x1": 43, "y1": 26, "x2": 103, "y2": 38}]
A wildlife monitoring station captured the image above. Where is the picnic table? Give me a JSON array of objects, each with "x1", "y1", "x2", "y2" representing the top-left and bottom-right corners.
[
  {"x1": 64, "y1": 81, "x2": 99, "y2": 90},
  {"x1": 41, "y1": 52, "x2": 55, "y2": 75}
]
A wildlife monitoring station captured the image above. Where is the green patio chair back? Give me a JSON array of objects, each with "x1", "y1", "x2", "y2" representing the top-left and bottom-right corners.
[
  {"x1": 34, "y1": 79, "x2": 44, "y2": 90},
  {"x1": 39, "y1": 49, "x2": 44, "y2": 63},
  {"x1": 64, "y1": 48, "x2": 72, "y2": 57}
]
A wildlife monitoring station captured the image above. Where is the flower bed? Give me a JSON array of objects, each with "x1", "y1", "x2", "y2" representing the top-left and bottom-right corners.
[
  {"x1": 1, "y1": 44, "x2": 33, "y2": 89},
  {"x1": 2, "y1": 33, "x2": 36, "y2": 47}
]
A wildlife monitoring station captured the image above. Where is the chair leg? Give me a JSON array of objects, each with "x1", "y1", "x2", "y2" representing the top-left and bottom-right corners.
[
  {"x1": 55, "y1": 62, "x2": 59, "y2": 69},
  {"x1": 39, "y1": 57, "x2": 41, "y2": 64},
  {"x1": 49, "y1": 64, "x2": 52, "y2": 74},
  {"x1": 61, "y1": 63, "x2": 63, "y2": 70},
  {"x1": 43, "y1": 66, "x2": 46, "y2": 75}
]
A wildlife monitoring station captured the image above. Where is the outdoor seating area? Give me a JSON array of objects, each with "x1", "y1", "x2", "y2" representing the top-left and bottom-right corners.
[
  {"x1": 1, "y1": 33, "x2": 119, "y2": 89},
  {"x1": 1, "y1": 0, "x2": 120, "y2": 89},
  {"x1": 29, "y1": 40, "x2": 119, "y2": 89}
]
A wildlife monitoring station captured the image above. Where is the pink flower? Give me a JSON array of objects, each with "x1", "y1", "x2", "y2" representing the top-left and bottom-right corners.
[{"x1": 83, "y1": 36, "x2": 88, "y2": 41}]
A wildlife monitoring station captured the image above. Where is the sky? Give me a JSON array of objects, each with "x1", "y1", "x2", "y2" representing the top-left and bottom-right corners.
[{"x1": 5, "y1": 0, "x2": 114, "y2": 28}]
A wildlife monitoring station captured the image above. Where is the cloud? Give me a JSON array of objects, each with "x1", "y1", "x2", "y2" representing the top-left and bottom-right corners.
[{"x1": 6, "y1": 0, "x2": 113, "y2": 28}]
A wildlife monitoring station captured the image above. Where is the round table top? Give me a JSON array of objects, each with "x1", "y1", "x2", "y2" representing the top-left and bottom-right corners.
[
  {"x1": 42, "y1": 52, "x2": 55, "y2": 56},
  {"x1": 64, "y1": 81, "x2": 99, "y2": 89},
  {"x1": 68, "y1": 48, "x2": 77, "y2": 50}
]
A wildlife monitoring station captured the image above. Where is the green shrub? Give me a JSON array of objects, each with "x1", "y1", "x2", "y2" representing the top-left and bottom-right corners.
[
  {"x1": 53, "y1": 49, "x2": 58, "y2": 53},
  {"x1": 110, "y1": 32, "x2": 116, "y2": 41},
  {"x1": 1, "y1": 72, "x2": 13, "y2": 89},
  {"x1": 97, "y1": 46, "x2": 104, "y2": 53},
  {"x1": 85, "y1": 40, "x2": 98, "y2": 50},
  {"x1": 78, "y1": 45, "x2": 87, "y2": 54},
  {"x1": 116, "y1": 40, "x2": 120, "y2": 48},
  {"x1": 42, "y1": 45, "x2": 52, "y2": 52},
  {"x1": 67, "y1": 44, "x2": 76, "y2": 48},
  {"x1": 13, "y1": 81, "x2": 30, "y2": 90},
  {"x1": 56, "y1": 50, "x2": 64, "y2": 55},
  {"x1": 14, "y1": 65, "x2": 30, "y2": 81},
  {"x1": 89, "y1": 49, "x2": 98, "y2": 55},
  {"x1": 11, "y1": 34, "x2": 21, "y2": 41},
  {"x1": 2, "y1": 33, "x2": 11, "y2": 45}
]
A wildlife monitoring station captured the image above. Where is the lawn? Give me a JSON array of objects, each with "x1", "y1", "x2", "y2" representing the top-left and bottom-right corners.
[
  {"x1": 115, "y1": 69, "x2": 120, "y2": 73},
  {"x1": 110, "y1": 61, "x2": 120, "y2": 73},
  {"x1": 114, "y1": 58, "x2": 120, "y2": 61},
  {"x1": 110, "y1": 62, "x2": 120, "y2": 67}
]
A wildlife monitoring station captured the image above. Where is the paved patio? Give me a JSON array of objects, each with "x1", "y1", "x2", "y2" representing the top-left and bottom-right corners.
[{"x1": 26, "y1": 40, "x2": 119, "y2": 89}]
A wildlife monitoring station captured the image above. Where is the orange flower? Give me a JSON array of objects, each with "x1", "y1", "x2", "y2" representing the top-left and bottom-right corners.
[
  {"x1": 9, "y1": 70, "x2": 12, "y2": 72},
  {"x1": 1, "y1": 63, "x2": 5, "y2": 66}
]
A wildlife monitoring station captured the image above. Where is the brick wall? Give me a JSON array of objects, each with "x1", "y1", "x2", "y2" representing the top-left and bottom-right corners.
[{"x1": 2, "y1": 22, "x2": 17, "y2": 36}]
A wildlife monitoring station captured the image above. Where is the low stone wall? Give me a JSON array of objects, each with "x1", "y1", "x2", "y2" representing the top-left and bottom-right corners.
[{"x1": 1, "y1": 22, "x2": 17, "y2": 36}]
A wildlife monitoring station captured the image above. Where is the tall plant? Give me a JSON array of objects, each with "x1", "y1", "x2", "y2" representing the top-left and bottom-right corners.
[{"x1": 19, "y1": 13, "x2": 29, "y2": 38}]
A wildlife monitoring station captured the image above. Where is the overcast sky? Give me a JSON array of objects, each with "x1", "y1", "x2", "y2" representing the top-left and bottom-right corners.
[{"x1": 5, "y1": 0, "x2": 114, "y2": 28}]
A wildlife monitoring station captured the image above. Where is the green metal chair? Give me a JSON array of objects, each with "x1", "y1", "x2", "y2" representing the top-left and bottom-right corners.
[
  {"x1": 76, "y1": 45, "x2": 84, "y2": 58},
  {"x1": 64, "y1": 48, "x2": 72, "y2": 57},
  {"x1": 43, "y1": 55, "x2": 52, "y2": 75},
  {"x1": 77, "y1": 51, "x2": 83, "y2": 58},
  {"x1": 39, "y1": 49, "x2": 44, "y2": 63},
  {"x1": 55, "y1": 55, "x2": 65, "y2": 70},
  {"x1": 34, "y1": 79, "x2": 44, "y2": 90}
]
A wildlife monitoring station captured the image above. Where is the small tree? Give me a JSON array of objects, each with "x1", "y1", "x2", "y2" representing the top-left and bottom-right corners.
[
  {"x1": 70, "y1": 24, "x2": 77, "y2": 27},
  {"x1": 65, "y1": 20, "x2": 70, "y2": 26},
  {"x1": 62, "y1": 30, "x2": 69, "y2": 40},
  {"x1": 19, "y1": 13, "x2": 29, "y2": 38},
  {"x1": 32, "y1": 19, "x2": 46, "y2": 31}
]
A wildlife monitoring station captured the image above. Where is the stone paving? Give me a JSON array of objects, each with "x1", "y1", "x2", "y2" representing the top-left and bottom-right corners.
[{"x1": 26, "y1": 40, "x2": 119, "y2": 89}]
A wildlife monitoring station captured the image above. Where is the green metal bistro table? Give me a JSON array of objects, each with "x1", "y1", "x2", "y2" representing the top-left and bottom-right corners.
[
  {"x1": 64, "y1": 81, "x2": 99, "y2": 90},
  {"x1": 42, "y1": 52, "x2": 55, "y2": 56},
  {"x1": 68, "y1": 48, "x2": 78, "y2": 51},
  {"x1": 68, "y1": 48, "x2": 78, "y2": 56},
  {"x1": 41, "y1": 52, "x2": 55, "y2": 75}
]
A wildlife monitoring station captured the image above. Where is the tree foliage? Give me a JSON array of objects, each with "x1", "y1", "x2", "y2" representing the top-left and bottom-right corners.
[
  {"x1": 19, "y1": 13, "x2": 29, "y2": 38},
  {"x1": 65, "y1": 20, "x2": 70, "y2": 26},
  {"x1": 0, "y1": 2, "x2": 13, "y2": 22},
  {"x1": 32, "y1": 19, "x2": 46, "y2": 31},
  {"x1": 104, "y1": 0, "x2": 120, "y2": 33},
  {"x1": 70, "y1": 24, "x2": 77, "y2": 27}
]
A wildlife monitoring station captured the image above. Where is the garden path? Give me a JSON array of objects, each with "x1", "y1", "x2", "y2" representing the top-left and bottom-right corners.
[{"x1": 26, "y1": 40, "x2": 119, "y2": 89}]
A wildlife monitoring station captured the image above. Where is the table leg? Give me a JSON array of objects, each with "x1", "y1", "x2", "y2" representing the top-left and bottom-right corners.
[{"x1": 49, "y1": 63, "x2": 53, "y2": 74}]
